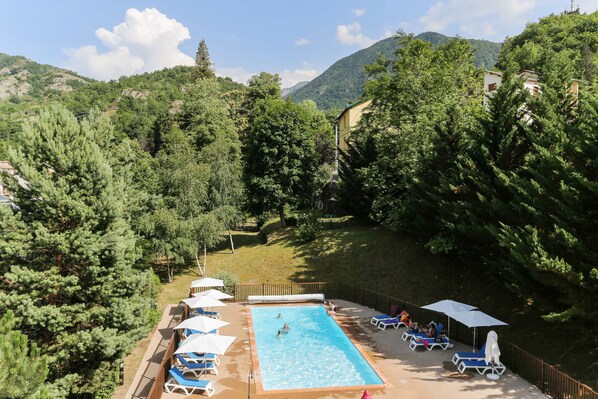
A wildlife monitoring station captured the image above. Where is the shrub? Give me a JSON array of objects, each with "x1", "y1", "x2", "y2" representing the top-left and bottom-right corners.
[
  {"x1": 295, "y1": 211, "x2": 321, "y2": 243},
  {"x1": 214, "y1": 271, "x2": 239, "y2": 295}
]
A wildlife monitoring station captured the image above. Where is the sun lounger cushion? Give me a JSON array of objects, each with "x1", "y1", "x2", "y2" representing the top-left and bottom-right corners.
[
  {"x1": 164, "y1": 366, "x2": 216, "y2": 396},
  {"x1": 451, "y1": 344, "x2": 487, "y2": 365}
]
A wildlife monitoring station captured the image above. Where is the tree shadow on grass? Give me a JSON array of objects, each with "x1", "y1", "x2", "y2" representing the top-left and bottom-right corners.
[{"x1": 213, "y1": 231, "x2": 263, "y2": 253}]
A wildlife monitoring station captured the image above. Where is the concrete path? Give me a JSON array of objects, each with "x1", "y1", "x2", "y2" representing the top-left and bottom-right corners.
[{"x1": 125, "y1": 304, "x2": 183, "y2": 399}]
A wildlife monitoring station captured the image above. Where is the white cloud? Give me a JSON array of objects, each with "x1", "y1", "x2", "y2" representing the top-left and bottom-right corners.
[
  {"x1": 216, "y1": 67, "x2": 255, "y2": 85},
  {"x1": 278, "y1": 68, "x2": 319, "y2": 88},
  {"x1": 294, "y1": 38, "x2": 311, "y2": 46},
  {"x1": 64, "y1": 8, "x2": 194, "y2": 80},
  {"x1": 336, "y1": 22, "x2": 375, "y2": 48},
  {"x1": 353, "y1": 8, "x2": 367, "y2": 17},
  {"x1": 420, "y1": 0, "x2": 537, "y2": 38},
  {"x1": 216, "y1": 66, "x2": 318, "y2": 89}
]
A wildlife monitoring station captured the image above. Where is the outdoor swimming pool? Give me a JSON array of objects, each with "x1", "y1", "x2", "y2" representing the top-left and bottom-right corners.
[{"x1": 248, "y1": 305, "x2": 384, "y2": 391}]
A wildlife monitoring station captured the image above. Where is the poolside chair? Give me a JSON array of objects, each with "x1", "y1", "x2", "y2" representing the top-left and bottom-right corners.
[
  {"x1": 190, "y1": 308, "x2": 221, "y2": 319},
  {"x1": 369, "y1": 305, "x2": 399, "y2": 325},
  {"x1": 401, "y1": 322, "x2": 443, "y2": 341},
  {"x1": 164, "y1": 366, "x2": 216, "y2": 396},
  {"x1": 183, "y1": 352, "x2": 220, "y2": 366},
  {"x1": 408, "y1": 336, "x2": 450, "y2": 351},
  {"x1": 452, "y1": 343, "x2": 486, "y2": 365},
  {"x1": 176, "y1": 355, "x2": 218, "y2": 376},
  {"x1": 457, "y1": 359, "x2": 506, "y2": 376},
  {"x1": 377, "y1": 315, "x2": 409, "y2": 330},
  {"x1": 183, "y1": 328, "x2": 219, "y2": 338}
]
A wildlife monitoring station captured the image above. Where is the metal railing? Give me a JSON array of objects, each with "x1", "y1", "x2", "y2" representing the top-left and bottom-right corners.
[{"x1": 148, "y1": 282, "x2": 597, "y2": 399}]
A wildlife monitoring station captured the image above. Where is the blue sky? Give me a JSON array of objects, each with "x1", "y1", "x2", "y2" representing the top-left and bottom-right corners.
[{"x1": 1, "y1": 0, "x2": 596, "y2": 88}]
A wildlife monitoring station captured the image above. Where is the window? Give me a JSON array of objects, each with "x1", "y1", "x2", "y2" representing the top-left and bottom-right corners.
[{"x1": 488, "y1": 83, "x2": 497, "y2": 92}]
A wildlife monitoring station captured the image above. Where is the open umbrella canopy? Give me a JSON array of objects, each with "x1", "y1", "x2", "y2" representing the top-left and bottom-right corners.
[
  {"x1": 450, "y1": 310, "x2": 508, "y2": 328},
  {"x1": 191, "y1": 277, "x2": 224, "y2": 288},
  {"x1": 182, "y1": 296, "x2": 227, "y2": 309},
  {"x1": 421, "y1": 299, "x2": 477, "y2": 315},
  {"x1": 175, "y1": 334, "x2": 236, "y2": 355},
  {"x1": 173, "y1": 315, "x2": 229, "y2": 333},
  {"x1": 192, "y1": 289, "x2": 234, "y2": 300}
]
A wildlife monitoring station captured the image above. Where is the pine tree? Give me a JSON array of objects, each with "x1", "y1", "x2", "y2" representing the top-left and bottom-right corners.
[
  {"x1": 0, "y1": 105, "x2": 158, "y2": 395},
  {"x1": 0, "y1": 311, "x2": 49, "y2": 399},
  {"x1": 193, "y1": 39, "x2": 215, "y2": 80}
]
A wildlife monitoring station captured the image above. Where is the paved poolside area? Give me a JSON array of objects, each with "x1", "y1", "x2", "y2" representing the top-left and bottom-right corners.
[{"x1": 154, "y1": 300, "x2": 547, "y2": 399}]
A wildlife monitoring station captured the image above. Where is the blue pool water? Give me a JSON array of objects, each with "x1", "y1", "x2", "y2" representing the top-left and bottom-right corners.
[{"x1": 250, "y1": 305, "x2": 383, "y2": 390}]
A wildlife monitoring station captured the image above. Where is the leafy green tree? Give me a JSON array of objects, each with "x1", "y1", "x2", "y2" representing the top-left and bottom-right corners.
[
  {"x1": 0, "y1": 311, "x2": 49, "y2": 399},
  {"x1": 0, "y1": 105, "x2": 157, "y2": 395},
  {"x1": 180, "y1": 79, "x2": 238, "y2": 149},
  {"x1": 193, "y1": 39, "x2": 216, "y2": 80},
  {"x1": 244, "y1": 99, "x2": 324, "y2": 226},
  {"x1": 495, "y1": 55, "x2": 598, "y2": 321}
]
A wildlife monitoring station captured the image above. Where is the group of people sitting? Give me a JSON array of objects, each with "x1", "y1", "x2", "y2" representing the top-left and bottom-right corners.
[{"x1": 408, "y1": 320, "x2": 440, "y2": 338}]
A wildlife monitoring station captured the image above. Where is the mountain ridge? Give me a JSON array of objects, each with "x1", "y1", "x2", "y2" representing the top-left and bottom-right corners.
[{"x1": 291, "y1": 32, "x2": 502, "y2": 109}]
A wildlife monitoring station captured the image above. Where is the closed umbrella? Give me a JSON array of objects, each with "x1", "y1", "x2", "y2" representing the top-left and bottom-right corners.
[
  {"x1": 421, "y1": 299, "x2": 477, "y2": 336},
  {"x1": 191, "y1": 277, "x2": 224, "y2": 288},
  {"x1": 173, "y1": 315, "x2": 229, "y2": 334},
  {"x1": 451, "y1": 310, "x2": 508, "y2": 351},
  {"x1": 193, "y1": 289, "x2": 234, "y2": 300},
  {"x1": 175, "y1": 334, "x2": 236, "y2": 355},
  {"x1": 484, "y1": 330, "x2": 502, "y2": 380}
]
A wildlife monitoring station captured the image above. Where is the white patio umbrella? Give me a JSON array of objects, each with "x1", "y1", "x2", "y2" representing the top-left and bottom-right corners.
[
  {"x1": 484, "y1": 330, "x2": 502, "y2": 380},
  {"x1": 181, "y1": 296, "x2": 227, "y2": 309},
  {"x1": 451, "y1": 310, "x2": 508, "y2": 351},
  {"x1": 192, "y1": 289, "x2": 234, "y2": 300},
  {"x1": 175, "y1": 334, "x2": 236, "y2": 355},
  {"x1": 421, "y1": 299, "x2": 477, "y2": 336},
  {"x1": 191, "y1": 277, "x2": 224, "y2": 288},
  {"x1": 173, "y1": 315, "x2": 229, "y2": 334}
]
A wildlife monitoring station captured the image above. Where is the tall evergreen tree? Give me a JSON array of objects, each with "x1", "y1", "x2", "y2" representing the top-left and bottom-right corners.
[
  {"x1": 0, "y1": 105, "x2": 158, "y2": 395},
  {"x1": 193, "y1": 39, "x2": 215, "y2": 80},
  {"x1": 0, "y1": 311, "x2": 49, "y2": 399}
]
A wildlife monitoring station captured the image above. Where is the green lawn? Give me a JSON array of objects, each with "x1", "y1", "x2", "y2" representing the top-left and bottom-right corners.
[{"x1": 118, "y1": 217, "x2": 597, "y2": 396}]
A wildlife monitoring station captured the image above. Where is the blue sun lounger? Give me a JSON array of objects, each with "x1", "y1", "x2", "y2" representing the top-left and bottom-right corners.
[
  {"x1": 452, "y1": 343, "x2": 486, "y2": 365},
  {"x1": 176, "y1": 355, "x2": 218, "y2": 376},
  {"x1": 164, "y1": 366, "x2": 216, "y2": 396},
  {"x1": 183, "y1": 352, "x2": 220, "y2": 366},
  {"x1": 377, "y1": 316, "x2": 409, "y2": 330},
  {"x1": 370, "y1": 314, "x2": 394, "y2": 326},
  {"x1": 191, "y1": 308, "x2": 221, "y2": 319},
  {"x1": 457, "y1": 359, "x2": 506, "y2": 375},
  {"x1": 408, "y1": 336, "x2": 450, "y2": 351}
]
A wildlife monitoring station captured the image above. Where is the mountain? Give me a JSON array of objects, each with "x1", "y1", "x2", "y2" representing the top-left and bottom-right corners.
[
  {"x1": 281, "y1": 81, "x2": 309, "y2": 97},
  {"x1": 291, "y1": 32, "x2": 502, "y2": 110},
  {"x1": 0, "y1": 53, "x2": 93, "y2": 102}
]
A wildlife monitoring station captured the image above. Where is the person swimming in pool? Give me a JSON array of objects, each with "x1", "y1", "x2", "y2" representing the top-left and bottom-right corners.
[
  {"x1": 276, "y1": 329, "x2": 283, "y2": 338},
  {"x1": 282, "y1": 322, "x2": 290, "y2": 333},
  {"x1": 276, "y1": 313, "x2": 282, "y2": 319}
]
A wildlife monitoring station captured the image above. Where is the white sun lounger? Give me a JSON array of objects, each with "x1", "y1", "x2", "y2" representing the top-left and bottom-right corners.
[
  {"x1": 164, "y1": 366, "x2": 216, "y2": 396},
  {"x1": 408, "y1": 336, "x2": 450, "y2": 351},
  {"x1": 457, "y1": 359, "x2": 506, "y2": 375}
]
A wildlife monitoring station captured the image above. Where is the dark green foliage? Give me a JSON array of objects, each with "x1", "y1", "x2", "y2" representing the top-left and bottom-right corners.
[
  {"x1": 193, "y1": 39, "x2": 216, "y2": 80},
  {"x1": 0, "y1": 105, "x2": 158, "y2": 395},
  {"x1": 0, "y1": 311, "x2": 49, "y2": 399},
  {"x1": 294, "y1": 211, "x2": 322, "y2": 243},
  {"x1": 213, "y1": 271, "x2": 239, "y2": 295},
  {"x1": 291, "y1": 32, "x2": 501, "y2": 109},
  {"x1": 244, "y1": 99, "x2": 332, "y2": 225},
  {"x1": 498, "y1": 11, "x2": 598, "y2": 81}
]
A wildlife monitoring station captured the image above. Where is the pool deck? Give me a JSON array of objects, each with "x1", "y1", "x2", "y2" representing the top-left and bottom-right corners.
[{"x1": 160, "y1": 300, "x2": 548, "y2": 399}]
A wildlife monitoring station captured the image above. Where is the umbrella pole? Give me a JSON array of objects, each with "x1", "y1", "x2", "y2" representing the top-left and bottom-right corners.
[{"x1": 473, "y1": 327, "x2": 476, "y2": 351}]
